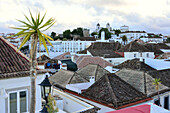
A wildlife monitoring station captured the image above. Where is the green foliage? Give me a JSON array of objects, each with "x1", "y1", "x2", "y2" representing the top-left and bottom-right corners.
[
  {"x1": 91, "y1": 32, "x2": 98, "y2": 36},
  {"x1": 50, "y1": 32, "x2": 56, "y2": 39},
  {"x1": 71, "y1": 27, "x2": 84, "y2": 37},
  {"x1": 63, "y1": 38, "x2": 67, "y2": 41},
  {"x1": 46, "y1": 93, "x2": 58, "y2": 113},
  {"x1": 63, "y1": 29, "x2": 72, "y2": 40},
  {"x1": 10, "y1": 10, "x2": 56, "y2": 55},
  {"x1": 20, "y1": 45, "x2": 29, "y2": 50},
  {"x1": 121, "y1": 35, "x2": 127, "y2": 45},
  {"x1": 99, "y1": 28, "x2": 111, "y2": 39},
  {"x1": 114, "y1": 29, "x2": 121, "y2": 36},
  {"x1": 153, "y1": 78, "x2": 161, "y2": 90}
]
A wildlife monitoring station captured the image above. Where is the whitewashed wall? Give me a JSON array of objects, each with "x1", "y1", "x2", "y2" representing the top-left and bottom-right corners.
[
  {"x1": 0, "y1": 74, "x2": 46, "y2": 113},
  {"x1": 30, "y1": 41, "x2": 94, "y2": 54},
  {"x1": 52, "y1": 88, "x2": 94, "y2": 113},
  {"x1": 151, "y1": 91, "x2": 170, "y2": 110},
  {"x1": 140, "y1": 38, "x2": 163, "y2": 43},
  {"x1": 124, "y1": 52, "x2": 155, "y2": 59},
  {"x1": 105, "y1": 58, "x2": 126, "y2": 66},
  {"x1": 119, "y1": 32, "x2": 148, "y2": 40}
]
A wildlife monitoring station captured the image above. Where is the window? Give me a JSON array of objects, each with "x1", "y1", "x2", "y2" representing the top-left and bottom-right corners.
[
  {"x1": 109, "y1": 60, "x2": 112, "y2": 63},
  {"x1": 8, "y1": 90, "x2": 28, "y2": 113},
  {"x1": 134, "y1": 54, "x2": 136, "y2": 57},
  {"x1": 140, "y1": 53, "x2": 142, "y2": 57},
  {"x1": 154, "y1": 99, "x2": 160, "y2": 106},
  {"x1": 147, "y1": 53, "x2": 149, "y2": 57},
  {"x1": 164, "y1": 96, "x2": 169, "y2": 110}
]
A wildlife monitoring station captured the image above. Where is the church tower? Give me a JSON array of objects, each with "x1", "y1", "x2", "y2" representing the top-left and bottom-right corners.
[
  {"x1": 106, "y1": 23, "x2": 111, "y2": 31},
  {"x1": 96, "y1": 23, "x2": 100, "y2": 33}
]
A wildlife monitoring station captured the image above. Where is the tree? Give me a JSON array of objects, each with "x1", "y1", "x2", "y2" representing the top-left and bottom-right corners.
[
  {"x1": 71, "y1": 27, "x2": 84, "y2": 37},
  {"x1": 10, "y1": 10, "x2": 55, "y2": 112},
  {"x1": 46, "y1": 93, "x2": 58, "y2": 113},
  {"x1": 91, "y1": 32, "x2": 98, "y2": 36},
  {"x1": 63, "y1": 38, "x2": 67, "y2": 41},
  {"x1": 63, "y1": 29, "x2": 72, "y2": 40},
  {"x1": 121, "y1": 35, "x2": 127, "y2": 45},
  {"x1": 99, "y1": 28, "x2": 111, "y2": 40},
  {"x1": 153, "y1": 78, "x2": 161, "y2": 106},
  {"x1": 50, "y1": 32, "x2": 56, "y2": 39},
  {"x1": 114, "y1": 29, "x2": 121, "y2": 36}
]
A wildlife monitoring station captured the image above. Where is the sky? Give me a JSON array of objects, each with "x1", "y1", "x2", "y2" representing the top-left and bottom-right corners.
[{"x1": 0, "y1": 0, "x2": 170, "y2": 35}]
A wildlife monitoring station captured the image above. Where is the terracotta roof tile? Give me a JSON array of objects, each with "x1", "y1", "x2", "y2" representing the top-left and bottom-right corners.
[
  {"x1": 53, "y1": 52, "x2": 71, "y2": 60},
  {"x1": 0, "y1": 36, "x2": 47, "y2": 79},
  {"x1": 77, "y1": 56, "x2": 113, "y2": 69},
  {"x1": 117, "y1": 41, "x2": 151, "y2": 52},
  {"x1": 82, "y1": 73, "x2": 148, "y2": 108},
  {"x1": 77, "y1": 42, "x2": 122, "y2": 58}
]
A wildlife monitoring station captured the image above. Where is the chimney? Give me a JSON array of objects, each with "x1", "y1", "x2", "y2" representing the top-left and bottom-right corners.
[
  {"x1": 89, "y1": 76, "x2": 95, "y2": 83},
  {"x1": 143, "y1": 58, "x2": 145, "y2": 63},
  {"x1": 61, "y1": 63, "x2": 67, "y2": 70}
]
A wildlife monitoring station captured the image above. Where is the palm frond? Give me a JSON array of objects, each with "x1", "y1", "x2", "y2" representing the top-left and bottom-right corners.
[
  {"x1": 42, "y1": 36, "x2": 49, "y2": 55},
  {"x1": 16, "y1": 19, "x2": 33, "y2": 28},
  {"x1": 43, "y1": 34, "x2": 54, "y2": 48},
  {"x1": 39, "y1": 18, "x2": 55, "y2": 29},
  {"x1": 18, "y1": 33, "x2": 32, "y2": 50},
  {"x1": 29, "y1": 10, "x2": 37, "y2": 27},
  {"x1": 39, "y1": 12, "x2": 46, "y2": 25},
  {"x1": 24, "y1": 13, "x2": 33, "y2": 25},
  {"x1": 43, "y1": 33, "x2": 54, "y2": 41}
]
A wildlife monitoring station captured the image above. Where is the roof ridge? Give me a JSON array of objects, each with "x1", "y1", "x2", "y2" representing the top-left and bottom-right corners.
[
  {"x1": 68, "y1": 72, "x2": 76, "y2": 84},
  {"x1": 105, "y1": 74, "x2": 118, "y2": 108}
]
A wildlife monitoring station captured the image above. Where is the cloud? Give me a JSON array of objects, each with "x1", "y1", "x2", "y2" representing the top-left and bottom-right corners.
[{"x1": 0, "y1": 0, "x2": 170, "y2": 35}]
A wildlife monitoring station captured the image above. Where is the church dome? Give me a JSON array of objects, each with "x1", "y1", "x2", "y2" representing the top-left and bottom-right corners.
[{"x1": 97, "y1": 23, "x2": 100, "y2": 26}]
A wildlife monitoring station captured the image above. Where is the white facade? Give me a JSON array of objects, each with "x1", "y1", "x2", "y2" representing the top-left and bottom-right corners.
[
  {"x1": 124, "y1": 52, "x2": 155, "y2": 59},
  {"x1": 151, "y1": 91, "x2": 170, "y2": 110},
  {"x1": 30, "y1": 41, "x2": 94, "y2": 54},
  {"x1": 103, "y1": 52, "x2": 154, "y2": 66},
  {"x1": 119, "y1": 32, "x2": 148, "y2": 40},
  {"x1": 66, "y1": 81, "x2": 94, "y2": 94},
  {"x1": 104, "y1": 57, "x2": 126, "y2": 66},
  {"x1": 120, "y1": 25, "x2": 129, "y2": 32},
  {"x1": 52, "y1": 88, "x2": 96, "y2": 112},
  {"x1": 140, "y1": 38, "x2": 163, "y2": 43},
  {"x1": 0, "y1": 74, "x2": 46, "y2": 113}
]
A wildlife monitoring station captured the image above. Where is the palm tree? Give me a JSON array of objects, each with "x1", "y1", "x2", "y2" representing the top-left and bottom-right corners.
[
  {"x1": 121, "y1": 35, "x2": 127, "y2": 45},
  {"x1": 11, "y1": 10, "x2": 55, "y2": 113},
  {"x1": 153, "y1": 78, "x2": 161, "y2": 106}
]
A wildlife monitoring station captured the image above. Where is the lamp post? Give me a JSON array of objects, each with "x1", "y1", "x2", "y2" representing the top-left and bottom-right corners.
[{"x1": 39, "y1": 75, "x2": 52, "y2": 113}]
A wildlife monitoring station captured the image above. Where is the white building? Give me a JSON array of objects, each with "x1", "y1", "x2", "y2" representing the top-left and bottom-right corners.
[
  {"x1": 120, "y1": 25, "x2": 129, "y2": 32},
  {"x1": 119, "y1": 31, "x2": 148, "y2": 40},
  {"x1": 52, "y1": 87, "x2": 99, "y2": 112},
  {"x1": 29, "y1": 40, "x2": 94, "y2": 54},
  {"x1": 140, "y1": 37, "x2": 164, "y2": 43},
  {"x1": 0, "y1": 73, "x2": 47, "y2": 113},
  {"x1": 95, "y1": 23, "x2": 101, "y2": 33}
]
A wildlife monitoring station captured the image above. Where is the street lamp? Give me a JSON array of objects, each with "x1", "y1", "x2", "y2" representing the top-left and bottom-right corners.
[{"x1": 39, "y1": 75, "x2": 52, "y2": 113}]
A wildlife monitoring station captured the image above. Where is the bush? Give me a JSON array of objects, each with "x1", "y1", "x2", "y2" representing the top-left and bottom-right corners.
[{"x1": 46, "y1": 93, "x2": 58, "y2": 113}]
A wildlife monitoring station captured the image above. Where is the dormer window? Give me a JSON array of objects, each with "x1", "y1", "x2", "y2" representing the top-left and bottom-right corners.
[{"x1": 64, "y1": 55, "x2": 71, "y2": 58}]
